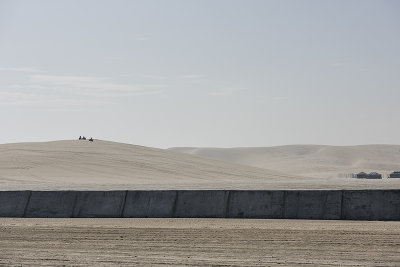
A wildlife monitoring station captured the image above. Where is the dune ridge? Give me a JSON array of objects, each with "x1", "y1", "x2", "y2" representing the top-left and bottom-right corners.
[
  {"x1": 1, "y1": 140, "x2": 399, "y2": 190},
  {"x1": 170, "y1": 145, "x2": 400, "y2": 179}
]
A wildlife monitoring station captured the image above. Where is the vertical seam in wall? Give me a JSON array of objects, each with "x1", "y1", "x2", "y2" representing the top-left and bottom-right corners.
[
  {"x1": 296, "y1": 191, "x2": 300, "y2": 218},
  {"x1": 172, "y1": 191, "x2": 179, "y2": 217},
  {"x1": 72, "y1": 191, "x2": 84, "y2": 218},
  {"x1": 340, "y1": 190, "x2": 344, "y2": 220},
  {"x1": 70, "y1": 191, "x2": 78, "y2": 218},
  {"x1": 120, "y1": 190, "x2": 128, "y2": 218},
  {"x1": 321, "y1": 191, "x2": 328, "y2": 219},
  {"x1": 282, "y1": 191, "x2": 286, "y2": 219},
  {"x1": 22, "y1": 191, "x2": 32, "y2": 218},
  {"x1": 225, "y1": 190, "x2": 231, "y2": 218}
]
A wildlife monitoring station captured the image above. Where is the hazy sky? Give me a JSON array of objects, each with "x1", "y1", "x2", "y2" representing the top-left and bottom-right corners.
[{"x1": 1, "y1": 0, "x2": 399, "y2": 148}]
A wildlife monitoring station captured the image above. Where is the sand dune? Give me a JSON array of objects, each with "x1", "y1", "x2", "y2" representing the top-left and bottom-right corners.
[
  {"x1": 170, "y1": 145, "x2": 400, "y2": 179},
  {"x1": 1, "y1": 140, "x2": 399, "y2": 190},
  {"x1": 0, "y1": 140, "x2": 301, "y2": 190}
]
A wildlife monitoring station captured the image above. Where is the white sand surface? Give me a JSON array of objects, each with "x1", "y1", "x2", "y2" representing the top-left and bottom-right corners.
[
  {"x1": 170, "y1": 145, "x2": 400, "y2": 179},
  {"x1": 1, "y1": 140, "x2": 400, "y2": 190}
]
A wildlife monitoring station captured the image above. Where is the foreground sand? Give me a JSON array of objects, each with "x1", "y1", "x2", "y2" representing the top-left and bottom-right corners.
[
  {"x1": 1, "y1": 140, "x2": 400, "y2": 190},
  {"x1": 1, "y1": 218, "x2": 399, "y2": 266}
]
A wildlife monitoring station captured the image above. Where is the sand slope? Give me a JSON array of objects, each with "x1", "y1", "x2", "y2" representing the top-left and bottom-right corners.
[
  {"x1": 170, "y1": 145, "x2": 400, "y2": 179},
  {"x1": 1, "y1": 140, "x2": 399, "y2": 190},
  {"x1": 0, "y1": 140, "x2": 302, "y2": 190}
]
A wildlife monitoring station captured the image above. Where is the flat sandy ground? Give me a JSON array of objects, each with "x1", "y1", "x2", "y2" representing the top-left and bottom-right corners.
[{"x1": 1, "y1": 219, "x2": 399, "y2": 266}]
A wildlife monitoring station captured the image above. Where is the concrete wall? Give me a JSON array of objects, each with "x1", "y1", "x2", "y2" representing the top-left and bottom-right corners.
[
  {"x1": 342, "y1": 190, "x2": 400, "y2": 221},
  {"x1": 227, "y1": 190, "x2": 284, "y2": 218},
  {"x1": 123, "y1": 190, "x2": 176, "y2": 218},
  {"x1": 25, "y1": 191, "x2": 77, "y2": 218},
  {"x1": 0, "y1": 190, "x2": 399, "y2": 220},
  {"x1": 73, "y1": 191, "x2": 126, "y2": 218},
  {"x1": 0, "y1": 191, "x2": 30, "y2": 217},
  {"x1": 284, "y1": 190, "x2": 342, "y2": 220},
  {"x1": 173, "y1": 190, "x2": 229, "y2": 218}
]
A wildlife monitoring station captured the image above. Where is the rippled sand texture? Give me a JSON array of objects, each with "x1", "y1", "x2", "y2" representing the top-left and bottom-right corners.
[{"x1": 1, "y1": 218, "x2": 399, "y2": 266}]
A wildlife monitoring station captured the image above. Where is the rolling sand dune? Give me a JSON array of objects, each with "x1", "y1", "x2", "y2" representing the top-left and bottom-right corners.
[
  {"x1": 170, "y1": 145, "x2": 400, "y2": 179},
  {"x1": 1, "y1": 140, "x2": 400, "y2": 190}
]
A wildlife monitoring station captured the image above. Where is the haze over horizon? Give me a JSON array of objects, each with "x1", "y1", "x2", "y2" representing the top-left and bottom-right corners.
[{"x1": 1, "y1": 0, "x2": 399, "y2": 148}]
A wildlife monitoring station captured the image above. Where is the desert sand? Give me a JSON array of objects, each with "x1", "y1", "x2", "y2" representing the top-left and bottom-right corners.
[
  {"x1": 1, "y1": 218, "x2": 399, "y2": 266},
  {"x1": 1, "y1": 140, "x2": 400, "y2": 190},
  {"x1": 1, "y1": 141, "x2": 400, "y2": 266},
  {"x1": 170, "y1": 145, "x2": 400, "y2": 179}
]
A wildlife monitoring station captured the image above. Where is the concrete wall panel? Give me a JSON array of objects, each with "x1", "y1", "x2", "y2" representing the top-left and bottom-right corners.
[
  {"x1": 123, "y1": 190, "x2": 176, "y2": 218},
  {"x1": 0, "y1": 191, "x2": 30, "y2": 217},
  {"x1": 173, "y1": 190, "x2": 229, "y2": 218},
  {"x1": 284, "y1": 190, "x2": 342, "y2": 219},
  {"x1": 25, "y1": 191, "x2": 76, "y2": 218},
  {"x1": 342, "y1": 190, "x2": 400, "y2": 221},
  {"x1": 73, "y1": 191, "x2": 126, "y2": 218},
  {"x1": 227, "y1": 190, "x2": 284, "y2": 218}
]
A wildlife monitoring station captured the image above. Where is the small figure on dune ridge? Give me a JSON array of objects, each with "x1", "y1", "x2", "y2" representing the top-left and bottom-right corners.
[{"x1": 78, "y1": 136, "x2": 92, "y2": 141}]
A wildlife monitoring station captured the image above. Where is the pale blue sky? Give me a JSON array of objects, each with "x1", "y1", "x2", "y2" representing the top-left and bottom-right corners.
[{"x1": 0, "y1": 0, "x2": 399, "y2": 148}]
